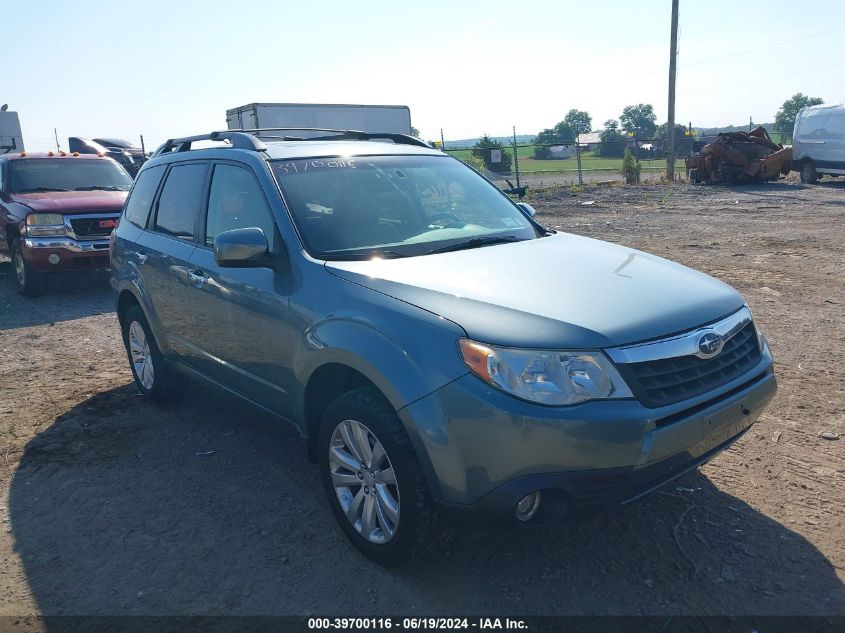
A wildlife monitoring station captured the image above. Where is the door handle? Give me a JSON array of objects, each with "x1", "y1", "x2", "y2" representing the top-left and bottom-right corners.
[{"x1": 187, "y1": 270, "x2": 208, "y2": 288}]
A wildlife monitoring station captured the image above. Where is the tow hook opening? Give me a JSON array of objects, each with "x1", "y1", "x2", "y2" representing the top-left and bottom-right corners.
[{"x1": 515, "y1": 491, "x2": 542, "y2": 522}]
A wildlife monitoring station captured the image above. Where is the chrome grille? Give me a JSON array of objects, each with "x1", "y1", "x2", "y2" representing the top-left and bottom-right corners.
[{"x1": 614, "y1": 320, "x2": 761, "y2": 408}]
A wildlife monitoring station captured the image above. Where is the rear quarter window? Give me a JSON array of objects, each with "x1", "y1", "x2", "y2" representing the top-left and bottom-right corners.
[{"x1": 123, "y1": 165, "x2": 165, "y2": 228}]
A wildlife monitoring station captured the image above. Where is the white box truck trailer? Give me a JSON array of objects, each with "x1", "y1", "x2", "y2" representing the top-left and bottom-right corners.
[
  {"x1": 226, "y1": 103, "x2": 412, "y2": 136},
  {"x1": 0, "y1": 110, "x2": 24, "y2": 154}
]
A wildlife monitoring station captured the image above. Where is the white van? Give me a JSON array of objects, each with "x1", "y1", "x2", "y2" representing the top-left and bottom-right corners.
[{"x1": 792, "y1": 103, "x2": 845, "y2": 183}]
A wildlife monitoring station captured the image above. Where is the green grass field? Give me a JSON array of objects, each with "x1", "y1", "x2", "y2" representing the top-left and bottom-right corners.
[{"x1": 445, "y1": 147, "x2": 672, "y2": 173}]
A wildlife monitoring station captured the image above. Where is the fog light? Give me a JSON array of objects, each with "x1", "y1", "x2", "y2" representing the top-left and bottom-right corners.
[
  {"x1": 48, "y1": 254, "x2": 61, "y2": 265},
  {"x1": 515, "y1": 491, "x2": 542, "y2": 522}
]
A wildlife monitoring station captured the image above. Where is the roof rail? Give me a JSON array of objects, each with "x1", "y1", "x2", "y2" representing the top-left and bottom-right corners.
[
  {"x1": 152, "y1": 131, "x2": 267, "y2": 157},
  {"x1": 234, "y1": 128, "x2": 432, "y2": 148},
  {"x1": 151, "y1": 128, "x2": 432, "y2": 158}
]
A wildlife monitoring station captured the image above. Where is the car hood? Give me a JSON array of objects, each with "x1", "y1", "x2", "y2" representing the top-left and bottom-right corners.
[
  {"x1": 325, "y1": 233, "x2": 745, "y2": 349},
  {"x1": 11, "y1": 191, "x2": 127, "y2": 214}
]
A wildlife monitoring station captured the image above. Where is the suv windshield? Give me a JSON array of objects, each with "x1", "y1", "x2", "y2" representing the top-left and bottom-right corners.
[
  {"x1": 271, "y1": 155, "x2": 541, "y2": 260},
  {"x1": 8, "y1": 159, "x2": 133, "y2": 194}
]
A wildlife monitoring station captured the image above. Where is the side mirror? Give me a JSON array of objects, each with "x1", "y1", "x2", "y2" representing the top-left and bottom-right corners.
[
  {"x1": 517, "y1": 202, "x2": 537, "y2": 217},
  {"x1": 213, "y1": 227, "x2": 271, "y2": 268}
]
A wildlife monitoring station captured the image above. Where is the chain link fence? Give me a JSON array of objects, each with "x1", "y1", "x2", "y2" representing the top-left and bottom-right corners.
[{"x1": 441, "y1": 135, "x2": 702, "y2": 189}]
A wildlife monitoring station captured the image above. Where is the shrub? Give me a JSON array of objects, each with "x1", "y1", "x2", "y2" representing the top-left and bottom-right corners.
[
  {"x1": 471, "y1": 134, "x2": 512, "y2": 174},
  {"x1": 621, "y1": 148, "x2": 641, "y2": 184},
  {"x1": 533, "y1": 145, "x2": 551, "y2": 160},
  {"x1": 462, "y1": 154, "x2": 487, "y2": 174}
]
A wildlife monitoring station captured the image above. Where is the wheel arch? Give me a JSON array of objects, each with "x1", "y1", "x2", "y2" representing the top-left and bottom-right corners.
[
  {"x1": 303, "y1": 362, "x2": 381, "y2": 462},
  {"x1": 5, "y1": 223, "x2": 20, "y2": 250},
  {"x1": 113, "y1": 278, "x2": 172, "y2": 357},
  {"x1": 116, "y1": 288, "x2": 141, "y2": 328}
]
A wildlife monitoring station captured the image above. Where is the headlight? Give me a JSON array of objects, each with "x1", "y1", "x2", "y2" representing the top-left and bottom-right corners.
[
  {"x1": 746, "y1": 305, "x2": 768, "y2": 353},
  {"x1": 458, "y1": 338, "x2": 632, "y2": 405},
  {"x1": 25, "y1": 213, "x2": 67, "y2": 237},
  {"x1": 753, "y1": 322, "x2": 770, "y2": 354}
]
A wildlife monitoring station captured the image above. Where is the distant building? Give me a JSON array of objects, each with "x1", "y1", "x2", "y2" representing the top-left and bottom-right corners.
[
  {"x1": 549, "y1": 145, "x2": 574, "y2": 159},
  {"x1": 576, "y1": 132, "x2": 602, "y2": 149}
]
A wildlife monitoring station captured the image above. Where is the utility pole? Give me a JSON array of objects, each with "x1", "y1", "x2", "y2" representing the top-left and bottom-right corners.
[
  {"x1": 665, "y1": 0, "x2": 679, "y2": 181},
  {"x1": 140, "y1": 134, "x2": 146, "y2": 155},
  {"x1": 512, "y1": 125, "x2": 520, "y2": 190},
  {"x1": 440, "y1": 128, "x2": 446, "y2": 150},
  {"x1": 53, "y1": 128, "x2": 60, "y2": 153}
]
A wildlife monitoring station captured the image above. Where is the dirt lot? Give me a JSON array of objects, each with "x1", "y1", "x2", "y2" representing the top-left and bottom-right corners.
[{"x1": 0, "y1": 179, "x2": 843, "y2": 618}]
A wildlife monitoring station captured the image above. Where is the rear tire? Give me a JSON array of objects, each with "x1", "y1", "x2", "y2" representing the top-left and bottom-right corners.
[
  {"x1": 800, "y1": 161, "x2": 818, "y2": 184},
  {"x1": 121, "y1": 304, "x2": 178, "y2": 401},
  {"x1": 319, "y1": 387, "x2": 432, "y2": 566},
  {"x1": 11, "y1": 238, "x2": 47, "y2": 297}
]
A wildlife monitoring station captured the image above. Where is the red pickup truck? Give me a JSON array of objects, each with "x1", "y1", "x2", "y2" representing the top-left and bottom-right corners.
[{"x1": 0, "y1": 152, "x2": 132, "y2": 296}]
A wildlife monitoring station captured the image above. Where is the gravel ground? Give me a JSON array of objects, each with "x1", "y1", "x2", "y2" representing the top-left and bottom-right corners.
[{"x1": 0, "y1": 178, "x2": 843, "y2": 618}]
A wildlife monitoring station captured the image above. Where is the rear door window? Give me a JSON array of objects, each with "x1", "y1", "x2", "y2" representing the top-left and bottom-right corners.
[
  {"x1": 154, "y1": 163, "x2": 208, "y2": 240},
  {"x1": 124, "y1": 165, "x2": 165, "y2": 228}
]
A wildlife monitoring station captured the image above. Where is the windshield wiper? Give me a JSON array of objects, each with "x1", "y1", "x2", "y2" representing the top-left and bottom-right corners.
[
  {"x1": 74, "y1": 186, "x2": 127, "y2": 191},
  {"x1": 425, "y1": 235, "x2": 524, "y2": 255},
  {"x1": 14, "y1": 187, "x2": 70, "y2": 193},
  {"x1": 322, "y1": 249, "x2": 411, "y2": 261}
]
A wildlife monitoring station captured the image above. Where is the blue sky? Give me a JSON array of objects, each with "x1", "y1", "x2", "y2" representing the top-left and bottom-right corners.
[{"x1": 6, "y1": 0, "x2": 845, "y2": 151}]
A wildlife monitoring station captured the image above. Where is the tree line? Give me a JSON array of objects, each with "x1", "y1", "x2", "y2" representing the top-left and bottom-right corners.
[{"x1": 468, "y1": 93, "x2": 824, "y2": 173}]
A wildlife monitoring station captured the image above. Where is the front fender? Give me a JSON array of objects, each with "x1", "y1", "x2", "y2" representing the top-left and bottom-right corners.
[
  {"x1": 297, "y1": 315, "x2": 467, "y2": 414},
  {"x1": 295, "y1": 311, "x2": 469, "y2": 496}
]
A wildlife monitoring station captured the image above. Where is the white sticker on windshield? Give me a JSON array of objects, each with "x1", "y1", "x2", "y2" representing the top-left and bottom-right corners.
[{"x1": 274, "y1": 159, "x2": 357, "y2": 175}]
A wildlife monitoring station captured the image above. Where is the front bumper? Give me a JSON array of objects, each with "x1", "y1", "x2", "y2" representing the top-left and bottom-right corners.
[
  {"x1": 399, "y1": 345, "x2": 776, "y2": 525},
  {"x1": 23, "y1": 236, "x2": 111, "y2": 271}
]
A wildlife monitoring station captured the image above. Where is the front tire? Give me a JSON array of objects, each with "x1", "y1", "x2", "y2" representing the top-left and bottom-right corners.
[
  {"x1": 11, "y1": 238, "x2": 47, "y2": 297},
  {"x1": 800, "y1": 161, "x2": 818, "y2": 184},
  {"x1": 319, "y1": 387, "x2": 432, "y2": 566},
  {"x1": 121, "y1": 304, "x2": 178, "y2": 401}
]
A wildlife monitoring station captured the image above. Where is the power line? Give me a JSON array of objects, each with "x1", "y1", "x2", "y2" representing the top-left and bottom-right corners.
[
  {"x1": 685, "y1": 61, "x2": 845, "y2": 95},
  {"x1": 681, "y1": 27, "x2": 839, "y2": 69},
  {"x1": 627, "y1": 26, "x2": 839, "y2": 80}
]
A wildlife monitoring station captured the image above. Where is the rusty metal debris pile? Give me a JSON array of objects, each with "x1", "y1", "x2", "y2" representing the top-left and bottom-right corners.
[{"x1": 686, "y1": 126, "x2": 792, "y2": 184}]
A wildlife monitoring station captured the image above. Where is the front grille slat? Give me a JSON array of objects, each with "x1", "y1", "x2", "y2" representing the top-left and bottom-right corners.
[
  {"x1": 617, "y1": 322, "x2": 761, "y2": 408},
  {"x1": 69, "y1": 216, "x2": 118, "y2": 238}
]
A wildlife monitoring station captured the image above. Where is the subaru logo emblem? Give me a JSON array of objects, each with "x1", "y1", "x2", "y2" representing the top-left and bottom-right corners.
[{"x1": 697, "y1": 331, "x2": 724, "y2": 358}]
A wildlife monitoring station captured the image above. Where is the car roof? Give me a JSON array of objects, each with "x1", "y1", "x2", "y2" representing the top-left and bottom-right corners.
[
  {"x1": 261, "y1": 139, "x2": 444, "y2": 160},
  {"x1": 800, "y1": 103, "x2": 845, "y2": 114},
  {"x1": 93, "y1": 138, "x2": 137, "y2": 148}
]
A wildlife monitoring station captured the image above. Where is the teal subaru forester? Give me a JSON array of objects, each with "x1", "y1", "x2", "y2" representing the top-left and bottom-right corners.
[{"x1": 111, "y1": 128, "x2": 776, "y2": 565}]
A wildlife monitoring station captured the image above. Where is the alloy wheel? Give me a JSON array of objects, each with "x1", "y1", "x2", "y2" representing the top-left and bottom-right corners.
[
  {"x1": 128, "y1": 320, "x2": 155, "y2": 390},
  {"x1": 329, "y1": 420, "x2": 400, "y2": 544},
  {"x1": 14, "y1": 249, "x2": 25, "y2": 286}
]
